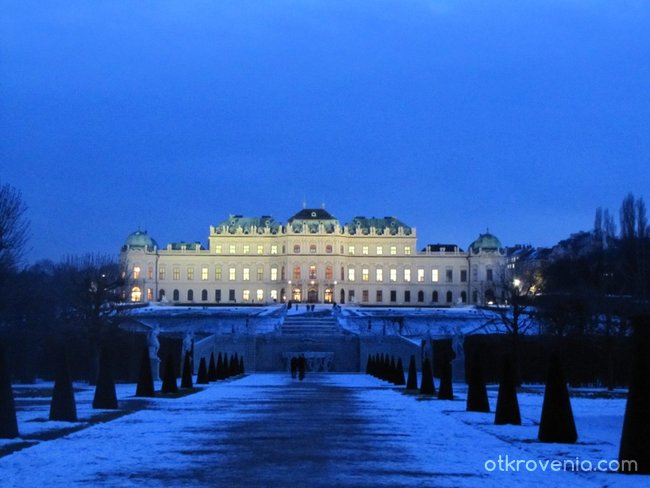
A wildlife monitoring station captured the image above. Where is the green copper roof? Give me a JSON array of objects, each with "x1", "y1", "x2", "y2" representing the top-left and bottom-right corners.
[
  {"x1": 347, "y1": 216, "x2": 412, "y2": 236},
  {"x1": 123, "y1": 230, "x2": 158, "y2": 250},
  {"x1": 215, "y1": 215, "x2": 282, "y2": 234},
  {"x1": 288, "y1": 208, "x2": 339, "y2": 233},
  {"x1": 469, "y1": 232, "x2": 503, "y2": 254}
]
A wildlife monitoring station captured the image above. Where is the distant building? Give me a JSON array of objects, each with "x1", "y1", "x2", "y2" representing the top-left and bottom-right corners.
[{"x1": 120, "y1": 208, "x2": 506, "y2": 306}]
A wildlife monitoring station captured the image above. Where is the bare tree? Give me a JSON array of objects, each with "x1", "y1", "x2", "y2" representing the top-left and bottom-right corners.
[{"x1": 0, "y1": 183, "x2": 29, "y2": 278}]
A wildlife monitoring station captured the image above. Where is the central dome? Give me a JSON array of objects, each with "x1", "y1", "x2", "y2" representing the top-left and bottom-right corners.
[{"x1": 469, "y1": 232, "x2": 503, "y2": 254}]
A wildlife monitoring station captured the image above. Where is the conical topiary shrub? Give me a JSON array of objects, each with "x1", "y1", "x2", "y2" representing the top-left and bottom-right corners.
[
  {"x1": 196, "y1": 357, "x2": 209, "y2": 384},
  {"x1": 619, "y1": 317, "x2": 650, "y2": 474},
  {"x1": 232, "y1": 353, "x2": 241, "y2": 376},
  {"x1": 538, "y1": 354, "x2": 577, "y2": 443},
  {"x1": 419, "y1": 356, "x2": 436, "y2": 396},
  {"x1": 161, "y1": 353, "x2": 178, "y2": 394},
  {"x1": 216, "y1": 353, "x2": 225, "y2": 380},
  {"x1": 92, "y1": 346, "x2": 118, "y2": 409},
  {"x1": 135, "y1": 346, "x2": 155, "y2": 397},
  {"x1": 389, "y1": 356, "x2": 397, "y2": 384},
  {"x1": 438, "y1": 358, "x2": 454, "y2": 400},
  {"x1": 406, "y1": 355, "x2": 418, "y2": 391},
  {"x1": 395, "y1": 357, "x2": 406, "y2": 386},
  {"x1": 208, "y1": 352, "x2": 217, "y2": 382},
  {"x1": 466, "y1": 351, "x2": 490, "y2": 412},
  {"x1": 181, "y1": 352, "x2": 193, "y2": 389},
  {"x1": 494, "y1": 357, "x2": 521, "y2": 425},
  {"x1": 49, "y1": 351, "x2": 78, "y2": 421},
  {"x1": 0, "y1": 343, "x2": 19, "y2": 438}
]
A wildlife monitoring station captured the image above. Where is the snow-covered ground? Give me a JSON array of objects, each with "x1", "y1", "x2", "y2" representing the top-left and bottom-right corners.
[{"x1": 1, "y1": 375, "x2": 646, "y2": 487}]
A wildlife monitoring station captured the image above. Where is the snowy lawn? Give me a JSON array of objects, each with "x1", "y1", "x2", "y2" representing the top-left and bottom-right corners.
[{"x1": 0, "y1": 374, "x2": 647, "y2": 487}]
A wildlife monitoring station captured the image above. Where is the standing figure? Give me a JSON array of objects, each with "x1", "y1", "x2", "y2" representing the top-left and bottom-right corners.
[
  {"x1": 290, "y1": 357, "x2": 297, "y2": 378},
  {"x1": 298, "y1": 354, "x2": 306, "y2": 381}
]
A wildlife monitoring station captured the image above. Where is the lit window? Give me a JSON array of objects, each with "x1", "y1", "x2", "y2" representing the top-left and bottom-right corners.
[
  {"x1": 325, "y1": 266, "x2": 333, "y2": 280},
  {"x1": 309, "y1": 266, "x2": 317, "y2": 279},
  {"x1": 362, "y1": 268, "x2": 369, "y2": 282},
  {"x1": 257, "y1": 245, "x2": 264, "y2": 255},
  {"x1": 390, "y1": 268, "x2": 397, "y2": 282},
  {"x1": 404, "y1": 269, "x2": 411, "y2": 282},
  {"x1": 362, "y1": 246, "x2": 369, "y2": 255},
  {"x1": 376, "y1": 246, "x2": 383, "y2": 255},
  {"x1": 256, "y1": 289, "x2": 264, "y2": 301},
  {"x1": 257, "y1": 266, "x2": 264, "y2": 281},
  {"x1": 130, "y1": 286, "x2": 142, "y2": 302},
  {"x1": 243, "y1": 289, "x2": 250, "y2": 301},
  {"x1": 229, "y1": 244, "x2": 236, "y2": 254},
  {"x1": 349, "y1": 245, "x2": 355, "y2": 255},
  {"x1": 133, "y1": 266, "x2": 141, "y2": 279},
  {"x1": 348, "y1": 268, "x2": 356, "y2": 281},
  {"x1": 431, "y1": 269, "x2": 439, "y2": 282},
  {"x1": 293, "y1": 266, "x2": 301, "y2": 280},
  {"x1": 229, "y1": 267, "x2": 236, "y2": 281},
  {"x1": 271, "y1": 245, "x2": 278, "y2": 255},
  {"x1": 376, "y1": 268, "x2": 383, "y2": 282},
  {"x1": 404, "y1": 246, "x2": 411, "y2": 255},
  {"x1": 243, "y1": 244, "x2": 250, "y2": 254},
  {"x1": 215, "y1": 244, "x2": 222, "y2": 254},
  {"x1": 201, "y1": 267, "x2": 209, "y2": 281},
  {"x1": 187, "y1": 267, "x2": 194, "y2": 280},
  {"x1": 390, "y1": 246, "x2": 397, "y2": 255},
  {"x1": 215, "y1": 266, "x2": 222, "y2": 280},
  {"x1": 271, "y1": 267, "x2": 278, "y2": 281},
  {"x1": 173, "y1": 267, "x2": 180, "y2": 280},
  {"x1": 159, "y1": 267, "x2": 166, "y2": 281},
  {"x1": 271, "y1": 290, "x2": 278, "y2": 300},
  {"x1": 243, "y1": 267, "x2": 250, "y2": 281},
  {"x1": 417, "y1": 268, "x2": 425, "y2": 283}
]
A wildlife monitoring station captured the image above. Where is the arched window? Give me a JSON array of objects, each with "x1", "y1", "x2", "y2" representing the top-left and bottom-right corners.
[
  {"x1": 325, "y1": 244, "x2": 333, "y2": 254},
  {"x1": 446, "y1": 291, "x2": 453, "y2": 303},
  {"x1": 293, "y1": 244, "x2": 301, "y2": 253},
  {"x1": 417, "y1": 290, "x2": 424, "y2": 303},
  {"x1": 130, "y1": 286, "x2": 141, "y2": 302},
  {"x1": 187, "y1": 289, "x2": 194, "y2": 301},
  {"x1": 432, "y1": 291, "x2": 438, "y2": 303},
  {"x1": 201, "y1": 289, "x2": 208, "y2": 301},
  {"x1": 173, "y1": 289, "x2": 179, "y2": 301},
  {"x1": 158, "y1": 289, "x2": 165, "y2": 301}
]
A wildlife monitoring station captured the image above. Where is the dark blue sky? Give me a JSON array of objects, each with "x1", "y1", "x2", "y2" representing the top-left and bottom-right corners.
[{"x1": 2, "y1": 1, "x2": 649, "y2": 263}]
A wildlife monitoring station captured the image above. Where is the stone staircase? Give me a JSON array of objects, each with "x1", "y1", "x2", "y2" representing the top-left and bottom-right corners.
[{"x1": 281, "y1": 312, "x2": 341, "y2": 336}]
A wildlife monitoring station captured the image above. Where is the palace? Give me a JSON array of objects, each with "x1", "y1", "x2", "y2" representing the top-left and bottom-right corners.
[{"x1": 120, "y1": 208, "x2": 506, "y2": 307}]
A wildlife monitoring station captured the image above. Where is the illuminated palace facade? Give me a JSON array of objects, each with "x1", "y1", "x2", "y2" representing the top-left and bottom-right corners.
[{"x1": 121, "y1": 208, "x2": 506, "y2": 307}]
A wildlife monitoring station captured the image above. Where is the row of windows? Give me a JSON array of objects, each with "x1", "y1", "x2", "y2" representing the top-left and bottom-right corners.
[
  {"x1": 149, "y1": 288, "x2": 468, "y2": 304},
  {"x1": 152, "y1": 265, "x2": 484, "y2": 284},
  {"x1": 212, "y1": 243, "x2": 412, "y2": 256}
]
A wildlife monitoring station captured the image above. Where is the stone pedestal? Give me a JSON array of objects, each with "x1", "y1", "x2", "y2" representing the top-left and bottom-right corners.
[{"x1": 150, "y1": 357, "x2": 161, "y2": 381}]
